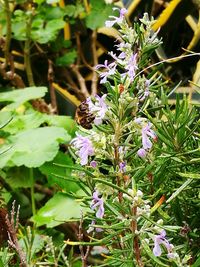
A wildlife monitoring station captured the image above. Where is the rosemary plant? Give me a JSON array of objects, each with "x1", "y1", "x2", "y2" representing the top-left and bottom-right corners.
[{"x1": 69, "y1": 9, "x2": 196, "y2": 267}]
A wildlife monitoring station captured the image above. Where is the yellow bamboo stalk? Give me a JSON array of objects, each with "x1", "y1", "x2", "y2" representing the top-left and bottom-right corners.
[
  {"x1": 52, "y1": 82, "x2": 81, "y2": 107},
  {"x1": 59, "y1": 0, "x2": 71, "y2": 40},
  {"x1": 152, "y1": 0, "x2": 182, "y2": 31}
]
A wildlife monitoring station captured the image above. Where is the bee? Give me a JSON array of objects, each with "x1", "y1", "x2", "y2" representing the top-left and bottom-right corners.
[{"x1": 75, "y1": 101, "x2": 95, "y2": 129}]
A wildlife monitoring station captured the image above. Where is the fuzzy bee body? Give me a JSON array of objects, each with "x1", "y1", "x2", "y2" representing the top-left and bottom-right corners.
[{"x1": 75, "y1": 101, "x2": 95, "y2": 129}]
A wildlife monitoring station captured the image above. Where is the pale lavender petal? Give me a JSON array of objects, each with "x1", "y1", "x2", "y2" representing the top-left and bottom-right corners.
[
  {"x1": 105, "y1": 20, "x2": 117, "y2": 28},
  {"x1": 119, "y1": 162, "x2": 126, "y2": 172},
  {"x1": 137, "y1": 148, "x2": 147, "y2": 158},
  {"x1": 142, "y1": 131, "x2": 152, "y2": 149},
  {"x1": 71, "y1": 134, "x2": 94, "y2": 165},
  {"x1": 90, "y1": 160, "x2": 97, "y2": 168},
  {"x1": 153, "y1": 242, "x2": 162, "y2": 257}
]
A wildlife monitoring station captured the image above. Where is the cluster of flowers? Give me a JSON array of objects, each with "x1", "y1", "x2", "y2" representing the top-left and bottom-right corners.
[{"x1": 70, "y1": 7, "x2": 184, "y2": 264}]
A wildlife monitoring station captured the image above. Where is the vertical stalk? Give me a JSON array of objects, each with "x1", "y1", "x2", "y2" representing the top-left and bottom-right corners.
[
  {"x1": 30, "y1": 168, "x2": 36, "y2": 216},
  {"x1": 132, "y1": 206, "x2": 143, "y2": 267},
  {"x1": 3, "y1": 0, "x2": 12, "y2": 68},
  {"x1": 48, "y1": 59, "x2": 58, "y2": 113},
  {"x1": 24, "y1": 12, "x2": 34, "y2": 86},
  {"x1": 83, "y1": 0, "x2": 90, "y2": 13},
  {"x1": 114, "y1": 122, "x2": 123, "y2": 203},
  {"x1": 91, "y1": 30, "x2": 98, "y2": 95}
]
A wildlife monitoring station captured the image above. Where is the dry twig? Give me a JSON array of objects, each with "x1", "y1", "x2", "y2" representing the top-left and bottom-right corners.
[{"x1": 5, "y1": 201, "x2": 27, "y2": 267}]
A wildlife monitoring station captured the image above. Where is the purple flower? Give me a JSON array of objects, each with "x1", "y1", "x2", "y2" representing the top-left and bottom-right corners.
[
  {"x1": 90, "y1": 160, "x2": 97, "y2": 168},
  {"x1": 138, "y1": 80, "x2": 150, "y2": 101},
  {"x1": 142, "y1": 123, "x2": 156, "y2": 150},
  {"x1": 86, "y1": 94, "x2": 108, "y2": 125},
  {"x1": 119, "y1": 161, "x2": 126, "y2": 172},
  {"x1": 124, "y1": 53, "x2": 138, "y2": 81},
  {"x1": 105, "y1": 8, "x2": 127, "y2": 28},
  {"x1": 153, "y1": 230, "x2": 173, "y2": 257},
  {"x1": 137, "y1": 148, "x2": 147, "y2": 158},
  {"x1": 91, "y1": 190, "x2": 104, "y2": 219},
  {"x1": 87, "y1": 220, "x2": 103, "y2": 233},
  {"x1": 95, "y1": 60, "x2": 116, "y2": 83},
  {"x1": 71, "y1": 134, "x2": 94, "y2": 165}
]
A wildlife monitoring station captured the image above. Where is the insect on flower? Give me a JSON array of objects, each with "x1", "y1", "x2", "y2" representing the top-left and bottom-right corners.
[{"x1": 75, "y1": 101, "x2": 95, "y2": 129}]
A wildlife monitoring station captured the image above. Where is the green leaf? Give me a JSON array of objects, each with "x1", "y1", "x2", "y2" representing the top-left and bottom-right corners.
[
  {"x1": 39, "y1": 152, "x2": 80, "y2": 192},
  {"x1": 46, "y1": 19, "x2": 66, "y2": 32},
  {"x1": 31, "y1": 19, "x2": 65, "y2": 44},
  {"x1": 85, "y1": 0, "x2": 114, "y2": 30},
  {"x1": 32, "y1": 192, "x2": 84, "y2": 227},
  {"x1": 0, "y1": 126, "x2": 70, "y2": 168},
  {"x1": 177, "y1": 172, "x2": 200, "y2": 179},
  {"x1": 2, "y1": 111, "x2": 44, "y2": 134},
  {"x1": 64, "y1": 4, "x2": 84, "y2": 18},
  {"x1": 166, "y1": 179, "x2": 193, "y2": 203},
  {"x1": 0, "y1": 111, "x2": 13, "y2": 129},
  {"x1": 46, "y1": 0, "x2": 60, "y2": 4},
  {"x1": 44, "y1": 115, "x2": 77, "y2": 136},
  {"x1": 6, "y1": 167, "x2": 34, "y2": 188},
  {"x1": 44, "y1": 6, "x2": 65, "y2": 20},
  {"x1": 0, "y1": 87, "x2": 47, "y2": 110},
  {"x1": 19, "y1": 233, "x2": 45, "y2": 258},
  {"x1": 56, "y1": 50, "x2": 77, "y2": 66},
  {"x1": 192, "y1": 255, "x2": 200, "y2": 267}
]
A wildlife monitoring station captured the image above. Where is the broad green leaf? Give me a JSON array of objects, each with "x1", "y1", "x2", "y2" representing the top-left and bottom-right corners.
[
  {"x1": 39, "y1": 152, "x2": 80, "y2": 192},
  {"x1": 0, "y1": 126, "x2": 70, "y2": 168},
  {"x1": 64, "y1": 4, "x2": 84, "y2": 18},
  {"x1": 85, "y1": 0, "x2": 114, "y2": 30},
  {"x1": 0, "y1": 87, "x2": 47, "y2": 110},
  {"x1": 31, "y1": 19, "x2": 65, "y2": 44},
  {"x1": 46, "y1": 19, "x2": 66, "y2": 32},
  {"x1": 56, "y1": 50, "x2": 77, "y2": 66},
  {"x1": 0, "y1": 109, "x2": 76, "y2": 135},
  {"x1": 2, "y1": 111, "x2": 44, "y2": 134},
  {"x1": 44, "y1": 115, "x2": 77, "y2": 135},
  {"x1": 32, "y1": 192, "x2": 84, "y2": 227},
  {"x1": 44, "y1": 6, "x2": 65, "y2": 20},
  {"x1": 0, "y1": 111, "x2": 13, "y2": 129},
  {"x1": 6, "y1": 166, "x2": 34, "y2": 188}
]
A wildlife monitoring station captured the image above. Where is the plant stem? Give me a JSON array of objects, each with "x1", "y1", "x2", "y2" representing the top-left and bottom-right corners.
[
  {"x1": 91, "y1": 30, "x2": 98, "y2": 95},
  {"x1": 30, "y1": 168, "x2": 36, "y2": 216},
  {"x1": 3, "y1": 0, "x2": 12, "y2": 68},
  {"x1": 132, "y1": 206, "x2": 143, "y2": 267},
  {"x1": 48, "y1": 59, "x2": 58, "y2": 113},
  {"x1": 24, "y1": 12, "x2": 34, "y2": 86},
  {"x1": 83, "y1": 0, "x2": 90, "y2": 13}
]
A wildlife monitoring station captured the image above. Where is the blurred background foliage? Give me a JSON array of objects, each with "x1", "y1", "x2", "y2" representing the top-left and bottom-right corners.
[
  {"x1": 0, "y1": 0, "x2": 200, "y2": 266},
  {"x1": 0, "y1": 0, "x2": 200, "y2": 111}
]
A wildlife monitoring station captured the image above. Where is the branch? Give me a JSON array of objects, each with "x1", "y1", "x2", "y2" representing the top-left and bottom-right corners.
[
  {"x1": 132, "y1": 206, "x2": 143, "y2": 267},
  {"x1": 24, "y1": 12, "x2": 34, "y2": 86},
  {"x1": 48, "y1": 59, "x2": 58, "y2": 113},
  {"x1": 0, "y1": 64, "x2": 25, "y2": 88},
  {"x1": 75, "y1": 32, "x2": 93, "y2": 71},
  {"x1": 3, "y1": 0, "x2": 12, "y2": 68},
  {"x1": 91, "y1": 31, "x2": 98, "y2": 95},
  {"x1": 71, "y1": 64, "x2": 90, "y2": 98},
  {"x1": 78, "y1": 212, "x2": 91, "y2": 267},
  {"x1": 5, "y1": 201, "x2": 28, "y2": 267}
]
